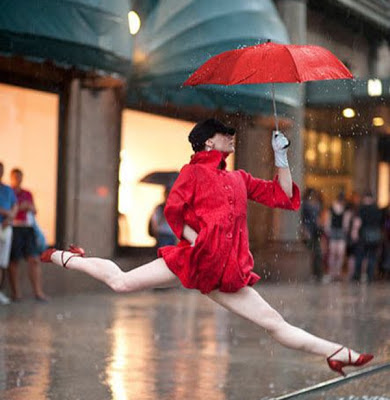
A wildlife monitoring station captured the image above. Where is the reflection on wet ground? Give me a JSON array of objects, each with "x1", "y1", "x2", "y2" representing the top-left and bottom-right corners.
[{"x1": 0, "y1": 283, "x2": 389, "y2": 400}]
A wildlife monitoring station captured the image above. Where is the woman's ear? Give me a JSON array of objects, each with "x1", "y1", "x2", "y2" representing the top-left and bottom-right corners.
[{"x1": 205, "y1": 138, "x2": 214, "y2": 149}]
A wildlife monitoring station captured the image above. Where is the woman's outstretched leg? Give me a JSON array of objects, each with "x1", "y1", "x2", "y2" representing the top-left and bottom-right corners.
[
  {"x1": 47, "y1": 251, "x2": 180, "y2": 292},
  {"x1": 208, "y1": 286, "x2": 360, "y2": 362}
]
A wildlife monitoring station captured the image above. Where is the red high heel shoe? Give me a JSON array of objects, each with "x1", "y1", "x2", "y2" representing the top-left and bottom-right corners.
[
  {"x1": 40, "y1": 248, "x2": 57, "y2": 263},
  {"x1": 40, "y1": 245, "x2": 85, "y2": 268},
  {"x1": 327, "y1": 346, "x2": 374, "y2": 377},
  {"x1": 68, "y1": 244, "x2": 85, "y2": 257}
]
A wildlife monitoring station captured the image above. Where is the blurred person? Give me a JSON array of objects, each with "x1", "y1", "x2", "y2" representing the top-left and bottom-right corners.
[
  {"x1": 148, "y1": 187, "x2": 177, "y2": 248},
  {"x1": 352, "y1": 191, "x2": 382, "y2": 283},
  {"x1": 9, "y1": 168, "x2": 47, "y2": 302},
  {"x1": 344, "y1": 192, "x2": 361, "y2": 281},
  {"x1": 301, "y1": 187, "x2": 323, "y2": 282},
  {"x1": 325, "y1": 192, "x2": 348, "y2": 281},
  {"x1": 41, "y1": 119, "x2": 373, "y2": 377},
  {"x1": 0, "y1": 162, "x2": 17, "y2": 305},
  {"x1": 378, "y1": 204, "x2": 390, "y2": 279}
]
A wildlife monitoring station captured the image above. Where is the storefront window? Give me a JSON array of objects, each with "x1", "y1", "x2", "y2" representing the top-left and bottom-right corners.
[
  {"x1": 304, "y1": 129, "x2": 353, "y2": 174},
  {"x1": 0, "y1": 83, "x2": 58, "y2": 244},
  {"x1": 119, "y1": 110, "x2": 234, "y2": 247},
  {"x1": 378, "y1": 162, "x2": 389, "y2": 208},
  {"x1": 304, "y1": 128, "x2": 354, "y2": 205}
]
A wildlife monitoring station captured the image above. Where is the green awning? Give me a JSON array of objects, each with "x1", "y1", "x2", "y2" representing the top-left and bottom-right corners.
[
  {"x1": 0, "y1": 0, "x2": 133, "y2": 76},
  {"x1": 127, "y1": 0, "x2": 301, "y2": 116}
]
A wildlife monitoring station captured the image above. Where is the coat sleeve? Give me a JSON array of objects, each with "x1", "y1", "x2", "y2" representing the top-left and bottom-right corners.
[
  {"x1": 238, "y1": 170, "x2": 300, "y2": 210},
  {"x1": 164, "y1": 165, "x2": 196, "y2": 239}
]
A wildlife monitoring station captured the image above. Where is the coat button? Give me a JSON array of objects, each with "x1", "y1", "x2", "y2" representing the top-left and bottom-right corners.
[
  {"x1": 224, "y1": 185, "x2": 230, "y2": 190},
  {"x1": 226, "y1": 233, "x2": 233, "y2": 239},
  {"x1": 228, "y1": 198, "x2": 233, "y2": 204},
  {"x1": 228, "y1": 214, "x2": 233, "y2": 220}
]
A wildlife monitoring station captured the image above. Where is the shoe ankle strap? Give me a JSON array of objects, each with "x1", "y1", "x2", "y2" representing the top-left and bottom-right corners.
[{"x1": 327, "y1": 346, "x2": 344, "y2": 361}]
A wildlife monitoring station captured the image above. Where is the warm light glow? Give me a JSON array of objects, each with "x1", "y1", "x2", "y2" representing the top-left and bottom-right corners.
[
  {"x1": 0, "y1": 83, "x2": 58, "y2": 244},
  {"x1": 378, "y1": 162, "x2": 389, "y2": 208},
  {"x1": 373, "y1": 117, "x2": 384, "y2": 127},
  {"x1": 342, "y1": 108, "x2": 355, "y2": 118},
  {"x1": 305, "y1": 149, "x2": 316, "y2": 162},
  {"x1": 106, "y1": 302, "x2": 155, "y2": 400},
  {"x1": 317, "y1": 141, "x2": 328, "y2": 154},
  {"x1": 128, "y1": 11, "x2": 141, "y2": 35},
  {"x1": 330, "y1": 138, "x2": 342, "y2": 153},
  {"x1": 368, "y1": 79, "x2": 382, "y2": 97}
]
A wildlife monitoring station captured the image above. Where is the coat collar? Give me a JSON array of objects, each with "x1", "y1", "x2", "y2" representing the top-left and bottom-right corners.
[{"x1": 190, "y1": 150, "x2": 230, "y2": 170}]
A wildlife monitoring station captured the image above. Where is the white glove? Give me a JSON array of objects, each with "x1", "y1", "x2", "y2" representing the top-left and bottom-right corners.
[{"x1": 272, "y1": 130, "x2": 290, "y2": 168}]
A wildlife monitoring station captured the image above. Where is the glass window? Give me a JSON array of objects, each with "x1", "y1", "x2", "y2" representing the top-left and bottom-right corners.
[{"x1": 0, "y1": 83, "x2": 58, "y2": 244}]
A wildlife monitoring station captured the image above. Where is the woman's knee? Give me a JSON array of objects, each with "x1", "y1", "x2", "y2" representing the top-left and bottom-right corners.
[
  {"x1": 263, "y1": 309, "x2": 286, "y2": 333},
  {"x1": 109, "y1": 274, "x2": 130, "y2": 293},
  {"x1": 104, "y1": 265, "x2": 129, "y2": 293}
]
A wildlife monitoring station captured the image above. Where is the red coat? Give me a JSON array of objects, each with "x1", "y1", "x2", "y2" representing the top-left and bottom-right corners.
[{"x1": 158, "y1": 150, "x2": 300, "y2": 294}]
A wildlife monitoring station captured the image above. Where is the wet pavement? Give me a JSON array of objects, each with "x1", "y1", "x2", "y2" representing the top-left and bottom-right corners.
[{"x1": 0, "y1": 282, "x2": 389, "y2": 400}]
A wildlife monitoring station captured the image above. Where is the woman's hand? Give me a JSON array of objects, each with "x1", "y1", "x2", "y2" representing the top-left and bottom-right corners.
[
  {"x1": 183, "y1": 224, "x2": 198, "y2": 246},
  {"x1": 272, "y1": 130, "x2": 290, "y2": 168}
]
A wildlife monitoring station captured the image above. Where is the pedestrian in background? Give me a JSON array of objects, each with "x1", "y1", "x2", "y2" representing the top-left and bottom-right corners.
[
  {"x1": 9, "y1": 168, "x2": 47, "y2": 301},
  {"x1": 344, "y1": 191, "x2": 361, "y2": 281},
  {"x1": 379, "y1": 204, "x2": 390, "y2": 279},
  {"x1": 352, "y1": 191, "x2": 382, "y2": 283},
  {"x1": 301, "y1": 187, "x2": 323, "y2": 282},
  {"x1": 0, "y1": 162, "x2": 17, "y2": 305},
  {"x1": 149, "y1": 187, "x2": 177, "y2": 248},
  {"x1": 325, "y1": 192, "x2": 348, "y2": 282}
]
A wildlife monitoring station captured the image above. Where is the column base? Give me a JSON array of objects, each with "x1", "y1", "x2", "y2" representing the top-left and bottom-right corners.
[{"x1": 252, "y1": 240, "x2": 312, "y2": 282}]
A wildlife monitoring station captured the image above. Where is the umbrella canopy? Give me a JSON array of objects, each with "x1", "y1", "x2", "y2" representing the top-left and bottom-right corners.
[
  {"x1": 183, "y1": 41, "x2": 353, "y2": 130},
  {"x1": 140, "y1": 171, "x2": 179, "y2": 187},
  {"x1": 183, "y1": 41, "x2": 353, "y2": 86}
]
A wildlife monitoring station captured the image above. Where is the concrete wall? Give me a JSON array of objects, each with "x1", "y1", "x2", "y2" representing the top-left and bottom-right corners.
[{"x1": 306, "y1": 8, "x2": 370, "y2": 78}]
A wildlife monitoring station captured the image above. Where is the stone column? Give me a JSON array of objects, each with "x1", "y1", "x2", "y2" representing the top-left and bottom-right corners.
[
  {"x1": 58, "y1": 79, "x2": 122, "y2": 257},
  {"x1": 274, "y1": 0, "x2": 307, "y2": 242},
  {"x1": 275, "y1": 0, "x2": 307, "y2": 45},
  {"x1": 257, "y1": 0, "x2": 310, "y2": 280},
  {"x1": 353, "y1": 135, "x2": 378, "y2": 195}
]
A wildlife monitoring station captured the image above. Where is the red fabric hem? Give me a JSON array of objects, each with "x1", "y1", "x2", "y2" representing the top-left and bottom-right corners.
[{"x1": 158, "y1": 245, "x2": 261, "y2": 294}]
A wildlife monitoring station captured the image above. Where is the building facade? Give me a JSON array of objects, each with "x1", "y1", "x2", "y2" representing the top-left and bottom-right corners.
[{"x1": 1, "y1": 0, "x2": 389, "y2": 284}]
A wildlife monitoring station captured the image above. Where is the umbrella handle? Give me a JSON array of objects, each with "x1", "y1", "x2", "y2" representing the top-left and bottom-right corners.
[{"x1": 271, "y1": 83, "x2": 279, "y2": 132}]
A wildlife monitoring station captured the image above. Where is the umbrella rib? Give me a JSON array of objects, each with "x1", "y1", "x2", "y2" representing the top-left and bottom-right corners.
[{"x1": 283, "y1": 46, "x2": 302, "y2": 83}]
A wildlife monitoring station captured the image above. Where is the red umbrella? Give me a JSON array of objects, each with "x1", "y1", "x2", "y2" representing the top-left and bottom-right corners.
[{"x1": 183, "y1": 41, "x2": 353, "y2": 130}]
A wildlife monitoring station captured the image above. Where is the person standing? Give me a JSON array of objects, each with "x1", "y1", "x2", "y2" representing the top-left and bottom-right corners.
[
  {"x1": 0, "y1": 162, "x2": 17, "y2": 305},
  {"x1": 344, "y1": 192, "x2": 361, "y2": 281},
  {"x1": 9, "y1": 168, "x2": 47, "y2": 301},
  {"x1": 301, "y1": 188, "x2": 323, "y2": 282},
  {"x1": 325, "y1": 192, "x2": 348, "y2": 281},
  {"x1": 352, "y1": 191, "x2": 382, "y2": 283},
  {"x1": 149, "y1": 187, "x2": 177, "y2": 248},
  {"x1": 379, "y1": 204, "x2": 390, "y2": 279}
]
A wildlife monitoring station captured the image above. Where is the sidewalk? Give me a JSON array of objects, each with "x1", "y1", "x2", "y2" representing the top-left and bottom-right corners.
[{"x1": 0, "y1": 281, "x2": 389, "y2": 400}]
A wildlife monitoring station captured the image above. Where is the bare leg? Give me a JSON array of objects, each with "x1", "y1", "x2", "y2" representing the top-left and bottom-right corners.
[
  {"x1": 329, "y1": 240, "x2": 346, "y2": 279},
  {"x1": 208, "y1": 286, "x2": 360, "y2": 361},
  {"x1": 347, "y1": 255, "x2": 355, "y2": 281},
  {"x1": 49, "y1": 251, "x2": 180, "y2": 292},
  {"x1": 8, "y1": 260, "x2": 21, "y2": 300},
  {"x1": 27, "y1": 256, "x2": 46, "y2": 299}
]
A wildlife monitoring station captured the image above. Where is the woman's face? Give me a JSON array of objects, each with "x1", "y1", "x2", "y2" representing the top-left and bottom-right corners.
[{"x1": 206, "y1": 133, "x2": 235, "y2": 153}]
